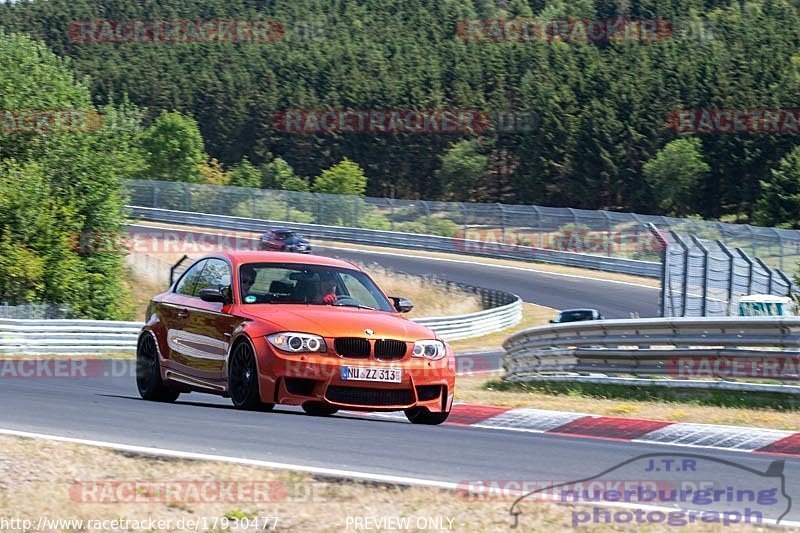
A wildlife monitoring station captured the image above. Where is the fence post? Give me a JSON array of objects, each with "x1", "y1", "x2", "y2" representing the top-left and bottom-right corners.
[
  {"x1": 737, "y1": 248, "x2": 754, "y2": 295},
  {"x1": 531, "y1": 205, "x2": 542, "y2": 248},
  {"x1": 690, "y1": 235, "x2": 709, "y2": 317},
  {"x1": 183, "y1": 183, "x2": 190, "y2": 211},
  {"x1": 773, "y1": 228, "x2": 784, "y2": 271},
  {"x1": 601, "y1": 211, "x2": 612, "y2": 257},
  {"x1": 497, "y1": 203, "x2": 506, "y2": 243},
  {"x1": 646, "y1": 223, "x2": 668, "y2": 317},
  {"x1": 315, "y1": 193, "x2": 323, "y2": 224},
  {"x1": 152, "y1": 182, "x2": 158, "y2": 208},
  {"x1": 755, "y1": 258, "x2": 774, "y2": 294},
  {"x1": 421, "y1": 201, "x2": 431, "y2": 233},
  {"x1": 775, "y1": 268, "x2": 795, "y2": 297},
  {"x1": 631, "y1": 213, "x2": 645, "y2": 257},
  {"x1": 670, "y1": 231, "x2": 690, "y2": 317},
  {"x1": 717, "y1": 240, "x2": 736, "y2": 315}
]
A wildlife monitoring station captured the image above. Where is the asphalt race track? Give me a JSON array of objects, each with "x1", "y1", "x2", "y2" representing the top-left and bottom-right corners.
[
  {"x1": 1, "y1": 369, "x2": 799, "y2": 524},
  {"x1": 5, "y1": 241, "x2": 791, "y2": 525},
  {"x1": 315, "y1": 245, "x2": 660, "y2": 318}
]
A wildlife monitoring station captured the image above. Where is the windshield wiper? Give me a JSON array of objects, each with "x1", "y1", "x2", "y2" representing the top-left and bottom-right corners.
[{"x1": 334, "y1": 302, "x2": 376, "y2": 310}]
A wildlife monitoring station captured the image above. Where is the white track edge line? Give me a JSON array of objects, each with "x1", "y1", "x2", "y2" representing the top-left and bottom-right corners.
[
  {"x1": 2, "y1": 427, "x2": 798, "y2": 528},
  {"x1": 0, "y1": 428, "x2": 457, "y2": 490}
]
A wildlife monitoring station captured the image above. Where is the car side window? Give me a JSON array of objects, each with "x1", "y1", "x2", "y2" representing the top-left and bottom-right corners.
[
  {"x1": 193, "y1": 258, "x2": 231, "y2": 295},
  {"x1": 174, "y1": 260, "x2": 207, "y2": 296}
]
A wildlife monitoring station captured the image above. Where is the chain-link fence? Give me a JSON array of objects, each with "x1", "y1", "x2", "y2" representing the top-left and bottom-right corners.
[
  {"x1": 125, "y1": 179, "x2": 800, "y2": 274},
  {"x1": 660, "y1": 231, "x2": 797, "y2": 317},
  {"x1": 0, "y1": 303, "x2": 71, "y2": 319}
]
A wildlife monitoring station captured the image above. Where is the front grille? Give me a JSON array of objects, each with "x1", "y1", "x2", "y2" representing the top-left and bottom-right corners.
[
  {"x1": 374, "y1": 339, "x2": 407, "y2": 360},
  {"x1": 334, "y1": 338, "x2": 371, "y2": 358},
  {"x1": 326, "y1": 386, "x2": 414, "y2": 406},
  {"x1": 416, "y1": 385, "x2": 442, "y2": 402}
]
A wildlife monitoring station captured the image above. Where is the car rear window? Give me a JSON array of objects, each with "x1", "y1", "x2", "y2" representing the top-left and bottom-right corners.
[{"x1": 556, "y1": 311, "x2": 595, "y2": 322}]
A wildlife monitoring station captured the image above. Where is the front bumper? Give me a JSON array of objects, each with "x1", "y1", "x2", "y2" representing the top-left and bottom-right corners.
[{"x1": 254, "y1": 337, "x2": 455, "y2": 412}]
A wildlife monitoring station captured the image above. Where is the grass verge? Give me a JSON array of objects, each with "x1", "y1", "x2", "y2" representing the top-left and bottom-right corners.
[
  {"x1": 0, "y1": 435, "x2": 754, "y2": 532},
  {"x1": 449, "y1": 303, "x2": 556, "y2": 352},
  {"x1": 455, "y1": 374, "x2": 800, "y2": 431}
]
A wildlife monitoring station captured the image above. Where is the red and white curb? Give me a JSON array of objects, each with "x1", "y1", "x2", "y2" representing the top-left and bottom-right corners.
[{"x1": 360, "y1": 404, "x2": 800, "y2": 457}]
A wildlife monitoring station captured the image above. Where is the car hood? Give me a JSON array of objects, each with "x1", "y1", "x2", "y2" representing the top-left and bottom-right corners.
[
  {"x1": 282, "y1": 236, "x2": 309, "y2": 245},
  {"x1": 240, "y1": 305, "x2": 436, "y2": 341}
]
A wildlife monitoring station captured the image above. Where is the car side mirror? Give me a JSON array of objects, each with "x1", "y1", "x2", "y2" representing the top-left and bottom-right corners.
[
  {"x1": 199, "y1": 287, "x2": 230, "y2": 303},
  {"x1": 391, "y1": 296, "x2": 414, "y2": 313},
  {"x1": 549, "y1": 319, "x2": 555, "y2": 323}
]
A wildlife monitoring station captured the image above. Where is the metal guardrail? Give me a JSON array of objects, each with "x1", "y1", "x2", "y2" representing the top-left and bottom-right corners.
[
  {"x1": 126, "y1": 206, "x2": 662, "y2": 278},
  {"x1": 0, "y1": 319, "x2": 143, "y2": 354},
  {"x1": 502, "y1": 317, "x2": 800, "y2": 394},
  {"x1": 0, "y1": 297, "x2": 521, "y2": 354}
]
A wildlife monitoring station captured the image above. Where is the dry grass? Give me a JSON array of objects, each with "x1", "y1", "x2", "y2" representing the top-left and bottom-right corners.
[
  {"x1": 449, "y1": 303, "x2": 556, "y2": 352},
  {"x1": 0, "y1": 435, "x2": 767, "y2": 532},
  {"x1": 353, "y1": 263, "x2": 482, "y2": 317},
  {"x1": 455, "y1": 374, "x2": 800, "y2": 431},
  {"x1": 119, "y1": 264, "x2": 169, "y2": 322}
]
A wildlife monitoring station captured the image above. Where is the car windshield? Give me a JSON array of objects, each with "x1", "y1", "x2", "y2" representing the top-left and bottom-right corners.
[
  {"x1": 555, "y1": 311, "x2": 595, "y2": 323},
  {"x1": 239, "y1": 263, "x2": 393, "y2": 311},
  {"x1": 274, "y1": 231, "x2": 294, "y2": 240}
]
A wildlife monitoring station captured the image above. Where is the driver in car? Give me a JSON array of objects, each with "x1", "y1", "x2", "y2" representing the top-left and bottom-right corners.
[
  {"x1": 314, "y1": 277, "x2": 338, "y2": 305},
  {"x1": 240, "y1": 266, "x2": 257, "y2": 299}
]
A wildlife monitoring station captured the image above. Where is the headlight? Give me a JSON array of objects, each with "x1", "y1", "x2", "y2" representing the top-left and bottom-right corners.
[
  {"x1": 412, "y1": 340, "x2": 446, "y2": 360},
  {"x1": 268, "y1": 332, "x2": 326, "y2": 353}
]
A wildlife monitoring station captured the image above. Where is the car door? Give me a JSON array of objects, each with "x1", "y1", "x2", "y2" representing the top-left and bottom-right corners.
[
  {"x1": 178, "y1": 258, "x2": 240, "y2": 386},
  {"x1": 160, "y1": 258, "x2": 207, "y2": 363}
]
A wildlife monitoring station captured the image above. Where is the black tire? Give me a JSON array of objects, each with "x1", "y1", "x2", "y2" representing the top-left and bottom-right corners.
[
  {"x1": 404, "y1": 407, "x2": 449, "y2": 425},
  {"x1": 302, "y1": 402, "x2": 339, "y2": 416},
  {"x1": 229, "y1": 340, "x2": 274, "y2": 411},
  {"x1": 136, "y1": 333, "x2": 180, "y2": 403}
]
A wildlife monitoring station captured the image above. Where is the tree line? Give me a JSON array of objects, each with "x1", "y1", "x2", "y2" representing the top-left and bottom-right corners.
[{"x1": 2, "y1": 0, "x2": 799, "y2": 226}]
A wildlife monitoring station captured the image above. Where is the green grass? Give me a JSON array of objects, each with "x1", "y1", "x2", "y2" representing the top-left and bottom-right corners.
[{"x1": 485, "y1": 379, "x2": 800, "y2": 412}]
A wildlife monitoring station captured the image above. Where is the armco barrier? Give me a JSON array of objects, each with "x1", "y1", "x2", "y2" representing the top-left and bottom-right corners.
[
  {"x1": 0, "y1": 319, "x2": 143, "y2": 355},
  {"x1": 126, "y1": 206, "x2": 662, "y2": 278},
  {"x1": 0, "y1": 298, "x2": 521, "y2": 354},
  {"x1": 502, "y1": 317, "x2": 800, "y2": 394}
]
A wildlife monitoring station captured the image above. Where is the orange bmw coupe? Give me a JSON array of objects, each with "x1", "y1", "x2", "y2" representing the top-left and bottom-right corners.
[{"x1": 137, "y1": 251, "x2": 455, "y2": 424}]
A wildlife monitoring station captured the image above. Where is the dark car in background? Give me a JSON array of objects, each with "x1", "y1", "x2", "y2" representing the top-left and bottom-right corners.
[
  {"x1": 258, "y1": 229, "x2": 312, "y2": 254},
  {"x1": 550, "y1": 308, "x2": 604, "y2": 324}
]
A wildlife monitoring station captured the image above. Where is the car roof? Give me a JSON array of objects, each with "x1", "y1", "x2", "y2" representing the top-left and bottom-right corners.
[
  {"x1": 558, "y1": 308, "x2": 599, "y2": 313},
  {"x1": 199, "y1": 251, "x2": 358, "y2": 270}
]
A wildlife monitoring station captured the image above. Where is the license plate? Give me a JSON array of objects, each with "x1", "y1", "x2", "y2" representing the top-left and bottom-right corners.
[{"x1": 341, "y1": 366, "x2": 402, "y2": 383}]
